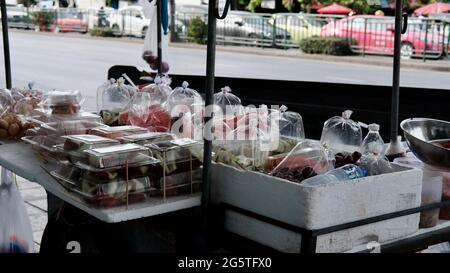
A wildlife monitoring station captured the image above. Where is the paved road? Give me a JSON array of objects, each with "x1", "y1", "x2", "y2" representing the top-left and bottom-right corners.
[{"x1": 1, "y1": 31, "x2": 449, "y2": 111}]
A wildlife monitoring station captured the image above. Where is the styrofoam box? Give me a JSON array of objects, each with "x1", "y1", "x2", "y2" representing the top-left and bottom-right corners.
[{"x1": 211, "y1": 163, "x2": 422, "y2": 252}]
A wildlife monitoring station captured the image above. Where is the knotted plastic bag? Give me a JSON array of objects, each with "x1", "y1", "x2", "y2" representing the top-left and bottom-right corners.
[
  {"x1": 213, "y1": 86, "x2": 243, "y2": 116},
  {"x1": 165, "y1": 81, "x2": 203, "y2": 118},
  {"x1": 320, "y1": 110, "x2": 363, "y2": 154},
  {"x1": 0, "y1": 167, "x2": 34, "y2": 253},
  {"x1": 128, "y1": 92, "x2": 171, "y2": 132},
  {"x1": 140, "y1": 75, "x2": 172, "y2": 104},
  {"x1": 276, "y1": 105, "x2": 305, "y2": 141},
  {"x1": 98, "y1": 78, "x2": 134, "y2": 126}
]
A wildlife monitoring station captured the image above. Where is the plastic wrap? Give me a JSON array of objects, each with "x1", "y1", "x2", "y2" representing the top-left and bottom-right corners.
[
  {"x1": 320, "y1": 110, "x2": 363, "y2": 154},
  {"x1": 269, "y1": 140, "x2": 334, "y2": 183},
  {"x1": 98, "y1": 78, "x2": 135, "y2": 126}
]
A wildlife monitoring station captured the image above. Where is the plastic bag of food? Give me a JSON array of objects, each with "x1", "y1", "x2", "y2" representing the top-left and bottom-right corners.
[
  {"x1": 213, "y1": 86, "x2": 243, "y2": 116},
  {"x1": 0, "y1": 167, "x2": 34, "y2": 253},
  {"x1": 128, "y1": 92, "x2": 171, "y2": 132},
  {"x1": 0, "y1": 89, "x2": 14, "y2": 116},
  {"x1": 361, "y1": 123, "x2": 385, "y2": 156},
  {"x1": 358, "y1": 154, "x2": 394, "y2": 176},
  {"x1": 140, "y1": 75, "x2": 172, "y2": 104},
  {"x1": 165, "y1": 81, "x2": 203, "y2": 119},
  {"x1": 140, "y1": 0, "x2": 170, "y2": 73},
  {"x1": 320, "y1": 110, "x2": 363, "y2": 154},
  {"x1": 269, "y1": 140, "x2": 334, "y2": 183},
  {"x1": 275, "y1": 105, "x2": 305, "y2": 141},
  {"x1": 98, "y1": 78, "x2": 135, "y2": 126},
  {"x1": 0, "y1": 112, "x2": 33, "y2": 140}
]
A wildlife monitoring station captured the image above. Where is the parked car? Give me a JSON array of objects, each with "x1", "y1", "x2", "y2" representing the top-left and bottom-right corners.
[
  {"x1": 6, "y1": 5, "x2": 33, "y2": 29},
  {"x1": 175, "y1": 4, "x2": 208, "y2": 26},
  {"x1": 108, "y1": 6, "x2": 149, "y2": 38},
  {"x1": 216, "y1": 11, "x2": 291, "y2": 45},
  {"x1": 54, "y1": 9, "x2": 88, "y2": 33},
  {"x1": 321, "y1": 15, "x2": 446, "y2": 59},
  {"x1": 271, "y1": 13, "x2": 324, "y2": 44}
]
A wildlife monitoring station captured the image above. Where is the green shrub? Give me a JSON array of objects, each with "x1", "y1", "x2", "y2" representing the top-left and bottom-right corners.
[
  {"x1": 31, "y1": 10, "x2": 55, "y2": 30},
  {"x1": 300, "y1": 37, "x2": 356, "y2": 56},
  {"x1": 187, "y1": 16, "x2": 207, "y2": 44},
  {"x1": 90, "y1": 27, "x2": 116, "y2": 37}
]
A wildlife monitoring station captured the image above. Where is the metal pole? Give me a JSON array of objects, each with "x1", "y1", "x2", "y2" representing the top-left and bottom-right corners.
[
  {"x1": 201, "y1": 0, "x2": 217, "y2": 211},
  {"x1": 390, "y1": 0, "x2": 403, "y2": 143},
  {"x1": 1, "y1": 0, "x2": 12, "y2": 89},
  {"x1": 156, "y1": 0, "x2": 162, "y2": 74}
]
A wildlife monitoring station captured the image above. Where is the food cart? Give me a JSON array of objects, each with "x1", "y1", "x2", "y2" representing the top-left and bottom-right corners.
[{"x1": 1, "y1": 0, "x2": 450, "y2": 253}]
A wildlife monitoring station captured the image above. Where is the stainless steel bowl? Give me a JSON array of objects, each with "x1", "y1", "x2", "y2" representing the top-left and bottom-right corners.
[{"x1": 400, "y1": 118, "x2": 450, "y2": 170}]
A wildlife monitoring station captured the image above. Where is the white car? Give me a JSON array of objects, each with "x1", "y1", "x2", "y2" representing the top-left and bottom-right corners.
[{"x1": 108, "y1": 6, "x2": 150, "y2": 38}]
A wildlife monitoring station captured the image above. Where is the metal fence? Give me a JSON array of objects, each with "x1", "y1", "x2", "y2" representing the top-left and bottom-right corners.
[{"x1": 5, "y1": 6, "x2": 450, "y2": 59}]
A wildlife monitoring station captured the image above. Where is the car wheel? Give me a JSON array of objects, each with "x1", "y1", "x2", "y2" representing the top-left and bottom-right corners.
[
  {"x1": 142, "y1": 26, "x2": 148, "y2": 39},
  {"x1": 400, "y1": 42, "x2": 414, "y2": 60}
]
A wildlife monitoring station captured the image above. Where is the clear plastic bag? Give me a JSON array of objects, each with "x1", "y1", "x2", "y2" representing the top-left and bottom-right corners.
[
  {"x1": 276, "y1": 105, "x2": 305, "y2": 141},
  {"x1": 213, "y1": 86, "x2": 243, "y2": 116},
  {"x1": 165, "y1": 81, "x2": 203, "y2": 118},
  {"x1": 358, "y1": 154, "x2": 394, "y2": 176},
  {"x1": 0, "y1": 167, "x2": 34, "y2": 253},
  {"x1": 140, "y1": 75, "x2": 172, "y2": 104},
  {"x1": 0, "y1": 89, "x2": 14, "y2": 116},
  {"x1": 99, "y1": 78, "x2": 134, "y2": 126},
  {"x1": 320, "y1": 110, "x2": 363, "y2": 154},
  {"x1": 128, "y1": 92, "x2": 171, "y2": 132},
  {"x1": 361, "y1": 123, "x2": 385, "y2": 156},
  {"x1": 269, "y1": 140, "x2": 334, "y2": 183},
  {"x1": 141, "y1": 0, "x2": 170, "y2": 73}
]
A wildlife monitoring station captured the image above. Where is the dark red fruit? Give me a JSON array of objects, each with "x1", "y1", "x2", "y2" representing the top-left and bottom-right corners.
[{"x1": 352, "y1": 151, "x2": 362, "y2": 163}]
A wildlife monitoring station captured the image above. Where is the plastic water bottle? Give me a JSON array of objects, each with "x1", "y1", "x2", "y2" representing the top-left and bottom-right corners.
[
  {"x1": 302, "y1": 164, "x2": 368, "y2": 186},
  {"x1": 361, "y1": 123, "x2": 385, "y2": 156}
]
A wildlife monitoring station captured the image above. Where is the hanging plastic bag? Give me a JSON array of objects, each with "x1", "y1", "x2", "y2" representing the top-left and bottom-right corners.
[
  {"x1": 98, "y1": 78, "x2": 134, "y2": 126},
  {"x1": 320, "y1": 110, "x2": 363, "y2": 154},
  {"x1": 140, "y1": 0, "x2": 170, "y2": 73},
  {"x1": 140, "y1": 75, "x2": 172, "y2": 104},
  {"x1": 269, "y1": 140, "x2": 334, "y2": 182},
  {"x1": 0, "y1": 167, "x2": 34, "y2": 253}
]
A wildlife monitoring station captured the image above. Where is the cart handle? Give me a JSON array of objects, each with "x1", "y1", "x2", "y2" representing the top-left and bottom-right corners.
[{"x1": 215, "y1": 0, "x2": 231, "y2": 20}]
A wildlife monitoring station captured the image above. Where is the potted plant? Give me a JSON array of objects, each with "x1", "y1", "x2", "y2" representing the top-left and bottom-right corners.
[{"x1": 32, "y1": 10, "x2": 56, "y2": 32}]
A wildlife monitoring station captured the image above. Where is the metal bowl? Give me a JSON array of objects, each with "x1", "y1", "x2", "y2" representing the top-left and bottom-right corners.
[{"x1": 400, "y1": 118, "x2": 450, "y2": 170}]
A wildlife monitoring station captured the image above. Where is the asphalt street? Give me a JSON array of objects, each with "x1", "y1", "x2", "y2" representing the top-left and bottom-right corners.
[{"x1": 1, "y1": 31, "x2": 449, "y2": 111}]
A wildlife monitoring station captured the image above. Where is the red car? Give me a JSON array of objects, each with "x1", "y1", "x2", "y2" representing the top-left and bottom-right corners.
[
  {"x1": 321, "y1": 15, "x2": 448, "y2": 59},
  {"x1": 54, "y1": 10, "x2": 88, "y2": 33}
]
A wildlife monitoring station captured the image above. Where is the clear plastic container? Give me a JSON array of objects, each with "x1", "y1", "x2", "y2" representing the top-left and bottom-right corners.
[
  {"x1": 41, "y1": 120, "x2": 107, "y2": 136},
  {"x1": 51, "y1": 169, "x2": 152, "y2": 207},
  {"x1": 22, "y1": 135, "x2": 65, "y2": 161},
  {"x1": 98, "y1": 78, "x2": 134, "y2": 126},
  {"x1": 320, "y1": 110, "x2": 363, "y2": 154},
  {"x1": 89, "y1": 125, "x2": 148, "y2": 139},
  {"x1": 41, "y1": 90, "x2": 83, "y2": 115},
  {"x1": 361, "y1": 123, "x2": 385, "y2": 156},
  {"x1": 119, "y1": 132, "x2": 175, "y2": 145},
  {"x1": 269, "y1": 140, "x2": 334, "y2": 183},
  {"x1": 394, "y1": 155, "x2": 444, "y2": 228},
  {"x1": 84, "y1": 143, "x2": 150, "y2": 168},
  {"x1": 165, "y1": 81, "x2": 203, "y2": 118},
  {"x1": 27, "y1": 112, "x2": 103, "y2": 128},
  {"x1": 62, "y1": 135, "x2": 119, "y2": 165},
  {"x1": 149, "y1": 169, "x2": 202, "y2": 197}
]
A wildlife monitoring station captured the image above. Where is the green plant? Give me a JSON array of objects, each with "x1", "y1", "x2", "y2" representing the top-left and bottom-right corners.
[
  {"x1": 89, "y1": 27, "x2": 116, "y2": 37},
  {"x1": 299, "y1": 37, "x2": 355, "y2": 55},
  {"x1": 31, "y1": 10, "x2": 55, "y2": 30},
  {"x1": 187, "y1": 17, "x2": 207, "y2": 44}
]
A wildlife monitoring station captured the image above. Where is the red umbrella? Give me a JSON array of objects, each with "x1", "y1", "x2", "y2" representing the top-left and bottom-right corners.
[
  {"x1": 318, "y1": 3, "x2": 353, "y2": 14},
  {"x1": 414, "y1": 2, "x2": 450, "y2": 16}
]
